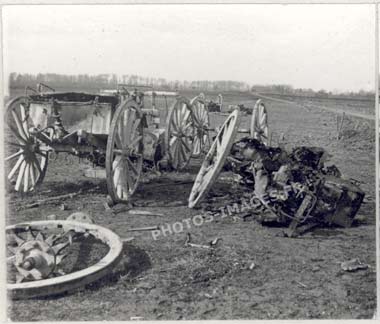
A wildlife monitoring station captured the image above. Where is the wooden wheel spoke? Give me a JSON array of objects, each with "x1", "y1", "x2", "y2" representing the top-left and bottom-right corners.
[
  {"x1": 123, "y1": 161, "x2": 134, "y2": 192},
  {"x1": 11, "y1": 111, "x2": 28, "y2": 141},
  {"x1": 181, "y1": 138, "x2": 191, "y2": 153},
  {"x1": 23, "y1": 163, "x2": 30, "y2": 192},
  {"x1": 8, "y1": 125, "x2": 28, "y2": 145},
  {"x1": 260, "y1": 113, "x2": 266, "y2": 125},
  {"x1": 8, "y1": 155, "x2": 24, "y2": 180},
  {"x1": 119, "y1": 112, "x2": 128, "y2": 147},
  {"x1": 170, "y1": 136, "x2": 178, "y2": 147},
  {"x1": 193, "y1": 137, "x2": 201, "y2": 154},
  {"x1": 201, "y1": 107, "x2": 208, "y2": 122},
  {"x1": 179, "y1": 144, "x2": 188, "y2": 164},
  {"x1": 131, "y1": 118, "x2": 141, "y2": 137},
  {"x1": 183, "y1": 121, "x2": 193, "y2": 133},
  {"x1": 124, "y1": 108, "x2": 135, "y2": 145},
  {"x1": 5, "y1": 150, "x2": 23, "y2": 162},
  {"x1": 181, "y1": 109, "x2": 191, "y2": 127},
  {"x1": 119, "y1": 115, "x2": 128, "y2": 148},
  {"x1": 129, "y1": 135, "x2": 142, "y2": 150},
  {"x1": 191, "y1": 112, "x2": 201, "y2": 128},
  {"x1": 176, "y1": 105, "x2": 183, "y2": 125},
  {"x1": 111, "y1": 156, "x2": 123, "y2": 175},
  {"x1": 6, "y1": 141, "x2": 25, "y2": 148},
  {"x1": 172, "y1": 140, "x2": 180, "y2": 168},
  {"x1": 171, "y1": 119, "x2": 179, "y2": 133},
  {"x1": 115, "y1": 132, "x2": 123, "y2": 149},
  {"x1": 31, "y1": 154, "x2": 43, "y2": 175},
  {"x1": 20, "y1": 104, "x2": 30, "y2": 137},
  {"x1": 15, "y1": 161, "x2": 27, "y2": 192},
  {"x1": 251, "y1": 101, "x2": 268, "y2": 145},
  {"x1": 30, "y1": 164, "x2": 36, "y2": 187},
  {"x1": 126, "y1": 158, "x2": 139, "y2": 176}
]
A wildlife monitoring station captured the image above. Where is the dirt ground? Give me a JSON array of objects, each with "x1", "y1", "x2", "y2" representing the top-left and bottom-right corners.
[{"x1": 6, "y1": 91, "x2": 376, "y2": 320}]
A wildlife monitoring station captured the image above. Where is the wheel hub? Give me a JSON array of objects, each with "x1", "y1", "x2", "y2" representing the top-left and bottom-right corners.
[{"x1": 15, "y1": 240, "x2": 56, "y2": 281}]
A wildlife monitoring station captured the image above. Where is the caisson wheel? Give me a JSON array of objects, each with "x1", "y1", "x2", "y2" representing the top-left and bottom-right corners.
[
  {"x1": 188, "y1": 108, "x2": 241, "y2": 208},
  {"x1": 250, "y1": 99, "x2": 269, "y2": 145},
  {"x1": 190, "y1": 96, "x2": 210, "y2": 157},
  {"x1": 6, "y1": 220, "x2": 123, "y2": 299},
  {"x1": 5, "y1": 96, "x2": 48, "y2": 192},
  {"x1": 165, "y1": 97, "x2": 195, "y2": 170},
  {"x1": 106, "y1": 99, "x2": 144, "y2": 203}
]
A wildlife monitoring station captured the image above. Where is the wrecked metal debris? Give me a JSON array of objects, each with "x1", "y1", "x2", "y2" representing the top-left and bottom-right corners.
[{"x1": 224, "y1": 137, "x2": 364, "y2": 235}]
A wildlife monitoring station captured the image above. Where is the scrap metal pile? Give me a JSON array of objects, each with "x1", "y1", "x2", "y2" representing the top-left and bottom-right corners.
[{"x1": 225, "y1": 137, "x2": 364, "y2": 236}]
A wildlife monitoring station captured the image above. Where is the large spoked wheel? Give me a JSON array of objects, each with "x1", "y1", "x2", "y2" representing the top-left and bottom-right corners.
[
  {"x1": 188, "y1": 108, "x2": 241, "y2": 208},
  {"x1": 165, "y1": 97, "x2": 195, "y2": 170},
  {"x1": 5, "y1": 96, "x2": 49, "y2": 193},
  {"x1": 106, "y1": 99, "x2": 144, "y2": 204},
  {"x1": 190, "y1": 96, "x2": 211, "y2": 157},
  {"x1": 6, "y1": 220, "x2": 123, "y2": 299},
  {"x1": 250, "y1": 99, "x2": 269, "y2": 145}
]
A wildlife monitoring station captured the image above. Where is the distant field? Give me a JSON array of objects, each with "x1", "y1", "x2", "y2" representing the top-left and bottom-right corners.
[{"x1": 260, "y1": 93, "x2": 375, "y2": 117}]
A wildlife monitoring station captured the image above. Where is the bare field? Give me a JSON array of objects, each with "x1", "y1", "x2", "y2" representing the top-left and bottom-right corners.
[
  {"x1": 254, "y1": 93, "x2": 375, "y2": 117},
  {"x1": 6, "y1": 91, "x2": 376, "y2": 320}
]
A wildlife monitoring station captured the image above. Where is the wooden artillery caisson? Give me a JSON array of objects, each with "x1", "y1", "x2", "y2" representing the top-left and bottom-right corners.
[{"x1": 4, "y1": 84, "x2": 211, "y2": 204}]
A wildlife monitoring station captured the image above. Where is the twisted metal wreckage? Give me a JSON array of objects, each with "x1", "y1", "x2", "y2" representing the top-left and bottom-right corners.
[
  {"x1": 5, "y1": 84, "x2": 365, "y2": 298},
  {"x1": 225, "y1": 138, "x2": 364, "y2": 236}
]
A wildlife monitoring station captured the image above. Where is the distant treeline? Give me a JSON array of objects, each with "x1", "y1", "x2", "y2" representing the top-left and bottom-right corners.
[
  {"x1": 8, "y1": 73, "x2": 374, "y2": 99},
  {"x1": 8, "y1": 73, "x2": 250, "y2": 92},
  {"x1": 251, "y1": 84, "x2": 374, "y2": 100}
]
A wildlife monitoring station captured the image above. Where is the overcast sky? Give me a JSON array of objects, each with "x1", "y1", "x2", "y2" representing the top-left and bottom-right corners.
[{"x1": 2, "y1": 4, "x2": 375, "y2": 92}]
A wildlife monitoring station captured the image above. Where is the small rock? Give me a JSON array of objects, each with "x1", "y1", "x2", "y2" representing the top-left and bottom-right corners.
[
  {"x1": 130, "y1": 316, "x2": 144, "y2": 321},
  {"x1": 312, "y1": 266, "x2": 320, "y2": 272},
  {"x1": 60, "y1": 203, "x2": 67, "y2": 211},
  {"x1": 341, "y1": 258, "x2": 369, "y2": 272},
  {"x1": 66, "y1": 212, "x2": 94, "y2": 224},
  {"x1": 249, "y1": 262, "x2": 256, "y2": 270},
  {"x1": 204, "y1": 293, "x2": 213, "y2": 299}
]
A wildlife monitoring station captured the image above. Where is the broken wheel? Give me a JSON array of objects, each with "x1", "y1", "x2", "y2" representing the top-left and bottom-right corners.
[
  {"x1": 188, "y1": 108, "x2": 241, "y2": 208},
  {"x1": 250, "y1": 99, "x2": 269, "y2": 145},
  {"x1": 6, "y1": 220, "x2": 123, "y2": 299}
]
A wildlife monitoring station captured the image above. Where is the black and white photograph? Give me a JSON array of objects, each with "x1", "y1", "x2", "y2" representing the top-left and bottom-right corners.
[{"x1": 1, "y1": 3, "x2": 377, "y2": 321}]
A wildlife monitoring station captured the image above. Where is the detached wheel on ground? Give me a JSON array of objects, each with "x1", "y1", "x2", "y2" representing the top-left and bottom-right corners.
[
  {"x1": 5, "y1": 96, "x2": 49, "y2": 193},
  {"x1": 190, "y1": 96, "x2": 211, "y2": 157},
  {"x1": 106, "y1": 99, "x2": 144, "y2": 204},
  {"x1": 188, "y1": 108, "x2": 241, "y2": 208},
  {"x1": 165, "y1": 96, "x2": 195, "y2": 170},
  {"x1": 6, "y1": 220, "x2": 123, "y2": 299},
  {"x1": 250, "y1": 99, "x2": 269, "y2": 145}
]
